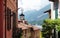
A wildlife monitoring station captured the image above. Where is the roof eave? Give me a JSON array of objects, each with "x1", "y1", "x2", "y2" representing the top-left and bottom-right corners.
[
  {"x1": 49, "y1": 0, "x2": 55, "y2": 2},
  {"x1": 44, "y1": 9, "x2": 51, "y2": 13}
]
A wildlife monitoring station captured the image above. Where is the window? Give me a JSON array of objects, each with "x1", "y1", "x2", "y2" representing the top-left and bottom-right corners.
[{"x1": 6, "y1": 8, "x2": 11, "y2": 31}]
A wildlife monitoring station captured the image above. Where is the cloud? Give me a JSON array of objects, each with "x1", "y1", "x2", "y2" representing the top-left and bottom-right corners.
[{"x1": 18, "y1": 0, "x2": 50, "y2": 12}]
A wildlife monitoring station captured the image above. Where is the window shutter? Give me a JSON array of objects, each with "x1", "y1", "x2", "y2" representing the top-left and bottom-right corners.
[{"x1": 7, "y1": 8, "x2": 11, "y2": 31}]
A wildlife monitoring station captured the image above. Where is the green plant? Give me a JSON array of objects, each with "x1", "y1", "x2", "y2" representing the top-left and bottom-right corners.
[{"x1": 42, "y1": 19, "x2": 60, "y2": 38}]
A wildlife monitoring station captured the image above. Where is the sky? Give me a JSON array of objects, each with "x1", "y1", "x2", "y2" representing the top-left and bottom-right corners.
[
  {"x1": 18, "y1": 0, "x2": 50, "y2": 25},
  {"x1": 18, "y1": 0, "x2": 50, "y2": 13}
]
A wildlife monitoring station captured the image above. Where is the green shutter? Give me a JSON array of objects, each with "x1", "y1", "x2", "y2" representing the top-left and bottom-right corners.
[
  {"x1": 55, "y1": 9, "x2": 58, "y2": 19},
  {"x1": 55, "y1": 2, "x2": 58, "y2": 19}
]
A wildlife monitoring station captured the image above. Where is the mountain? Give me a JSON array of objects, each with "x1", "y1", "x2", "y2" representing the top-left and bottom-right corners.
[
  {"x1": 28, "y1": 14, "x2": 49, "y2": 25},
  {"x1": 24, "y1": 4, "x2": 51, "y2": 25}
]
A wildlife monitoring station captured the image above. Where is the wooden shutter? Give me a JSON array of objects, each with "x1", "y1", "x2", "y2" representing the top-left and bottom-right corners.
[{"x1": 7, "y1": 8, "x2": 11, "y2": 31}]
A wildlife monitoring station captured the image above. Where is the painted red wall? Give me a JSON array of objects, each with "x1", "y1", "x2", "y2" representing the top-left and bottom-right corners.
[{"x1": 0, "y1": 0, "x2": 4, "y2": 38}]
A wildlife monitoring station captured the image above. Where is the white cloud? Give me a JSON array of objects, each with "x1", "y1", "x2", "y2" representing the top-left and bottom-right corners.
[{"x1": 18, "y1": 0, "x2": 50, "y2": 12}]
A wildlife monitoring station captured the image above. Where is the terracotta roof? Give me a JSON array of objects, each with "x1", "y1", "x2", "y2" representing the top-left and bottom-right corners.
[
  {"x1": 19, "y1": 23, "x2": 32, "y2": 28},
  {"x1": 27, "y1": 25, "x2": 32, "y2": 28},
  {"x1": 18, "y1": 23, "x2": 28, "y2": 30},
  {"x1": 23, "y1": 24, "x2": 32, "y2": 28},
  {"x1": 32, "y1": 26, "x2": 40, "y2": 30},
  {"x1": 18, "y1": 23, "x2": 40, "y2": 31}
]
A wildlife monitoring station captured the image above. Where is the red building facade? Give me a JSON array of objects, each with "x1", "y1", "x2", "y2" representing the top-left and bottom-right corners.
[
  {"x1": 0, "y1": 0, "x2": 18, "y2": 38},
  {"x1": 0, "y1": 0, "x2": 4, "y2": 38}
]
